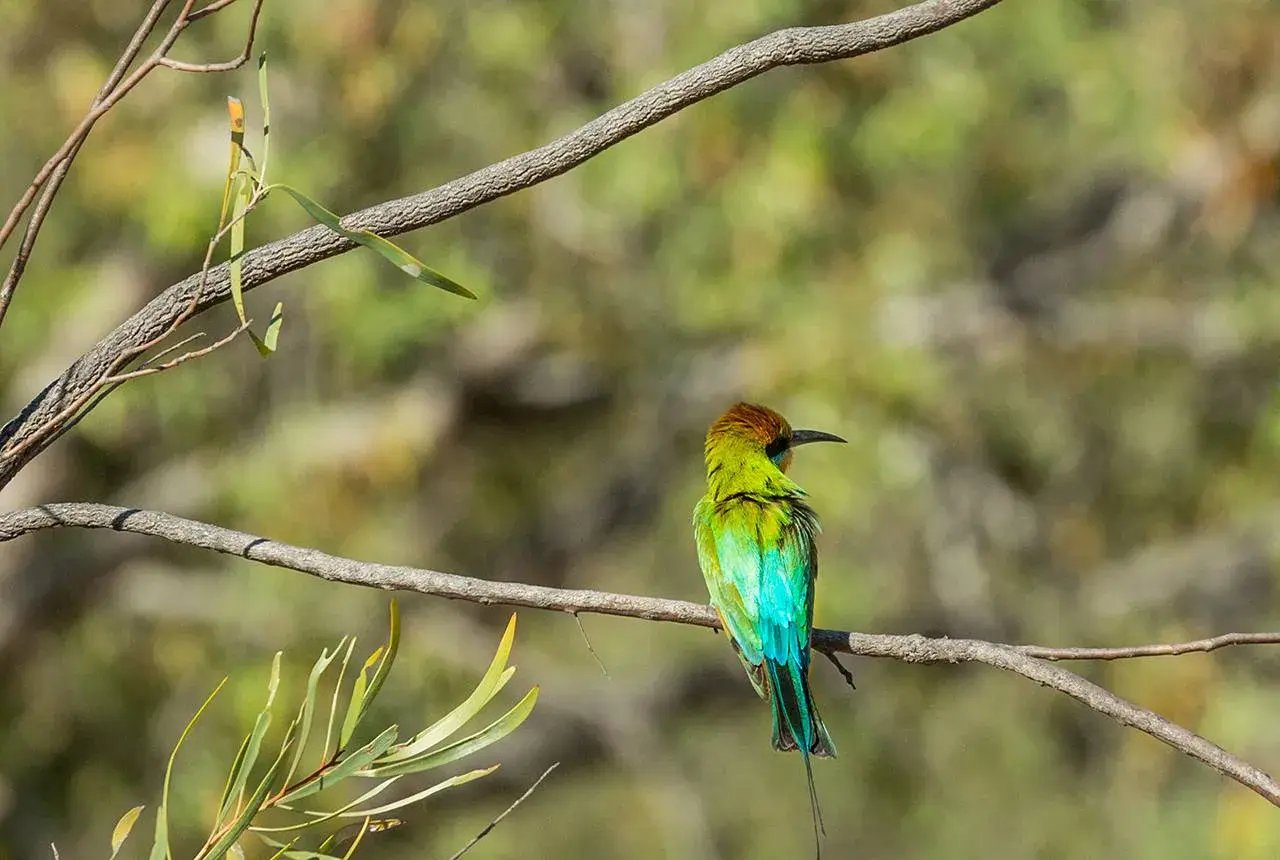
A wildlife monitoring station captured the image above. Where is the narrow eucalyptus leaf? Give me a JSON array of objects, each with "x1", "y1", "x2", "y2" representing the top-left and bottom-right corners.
[
  {"x1": 364, "y1": 687, "x2": 537, "y2": 778},
  {"x1": 377, "y1": 615, "x2": 517, "y2": 764},
  {"x1": 256, "y1": 833, "x2": 340, "y2": 860},
  {"x1": 267, "y1": 184, "x2": 476, "y2": 298},
  {"x1": 339, "y1": 646, "x2": 381, "y2": 748},
  {"x1": 203, "y1": 726, "x2": 294, "y2": 860},
  {"x1": 228, "y1": 171, "x2": 252, "y2": 327},
  {"x1": 216, "y1": 652, "x2": 282, "y2": 828},
  {"x1": 341, "y1": 766, "x2": 497, "y2": 817},
  {"x1": 283, "y1": 641, "x2": 343, "y2": 790},
  {"x1": 218, "y1": 97, "x2": 246, "y2": 227},
  {"x1": 355, "y1": 601, "x2": 399, "y2": 732},
  {"x1": 251, "y1": 777, "x2": 401, "y2": 834},
  {"x1": 323, "y1": 637, "x2": 357, "y2": 763},
  {"x1": 257, "y1": 52, "x2": 271, "y2": 182},
  {"x1": 151, "y1": 679, "x2": 227, "y2": 860}
]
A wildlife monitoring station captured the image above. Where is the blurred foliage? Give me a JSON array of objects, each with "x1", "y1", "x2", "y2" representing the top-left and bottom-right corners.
[{"x1": 2, "y1": 0, "x2": 1280, "y2": 858}]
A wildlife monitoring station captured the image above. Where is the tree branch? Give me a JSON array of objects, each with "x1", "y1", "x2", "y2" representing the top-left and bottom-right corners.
[
  {"x1": 2, "y1": 501, "x2": 1277, "y2": 807},
  {"x1": 0, "y1": 0, "x2": 1007, "y2": 490},
  {"x1": 0, "y1": 0, "x2": 264, "y2": 330}
]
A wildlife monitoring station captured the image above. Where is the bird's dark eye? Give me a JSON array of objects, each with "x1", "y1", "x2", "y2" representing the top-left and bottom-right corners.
[{"x1": 764, "y1": 434, "x2": 789, "y2": 461}]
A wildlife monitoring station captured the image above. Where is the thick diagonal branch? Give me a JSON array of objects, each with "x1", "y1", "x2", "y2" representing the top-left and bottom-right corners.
[
  {"x1": 2, "y1": 501, "x2": 1277, "y2": 807},
  {"x1": 0, "y1": 0, "x2": 1007, "y2": 489}
]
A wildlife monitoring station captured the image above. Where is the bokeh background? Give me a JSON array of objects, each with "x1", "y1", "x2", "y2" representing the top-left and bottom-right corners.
[{"x1": 3, "y1": 0, "x2": 1280, "y2": 857}]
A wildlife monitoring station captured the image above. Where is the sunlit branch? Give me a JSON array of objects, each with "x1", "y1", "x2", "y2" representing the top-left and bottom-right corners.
[{"x1": 2, "y1": 501, "x2": 1277, "y2": 807}]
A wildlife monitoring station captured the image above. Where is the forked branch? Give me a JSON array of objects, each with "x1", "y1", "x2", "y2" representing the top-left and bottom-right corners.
[
  {"x1": 0, "y1": 0, "x2": 1008, "y2": 490},
  {"x1": 0, "y1": 0, "x2": 266, "y2": 329}
]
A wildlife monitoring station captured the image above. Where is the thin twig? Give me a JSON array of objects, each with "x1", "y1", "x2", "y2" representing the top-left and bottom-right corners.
[
  {"x1": 0, "y1": 0, "x2": 264, "y2": 329},
  {"x1": 0, "y1": 0, "x2": 172, "y2": 255},
  {"x1": 0, "y1": 502, "x2": 1278, "y2": 806},
  {"x1": 96, "y1": 0, "x2": 176, "y2": 102},
  {"x1": 108, "y1": 319, "x2": 251, "y2": 384},
  {"x1": 158, "y1": 0, "x2": 264, "y2": 73},
  {"x1": 571, "y1": 612, "x2": 610, "y2": 678},
  {"x1": 138, "y1": 331, "x2": 208, "y2": 366},
  {"x1": 0, "y1": 295, "x2": 241, "y2": 465},
  {"x1": 448, "y1": 764, "x2": 559, "y2": 860},
  {"x1": 189, "y1": 0, "x2": 243, "y2": 21},
  {"x1": 0, "y1": 177, "x2": 269, "y2": 466},
  {"x1": 0, "y1": 0, "x2": 1008, "y2": 489}
]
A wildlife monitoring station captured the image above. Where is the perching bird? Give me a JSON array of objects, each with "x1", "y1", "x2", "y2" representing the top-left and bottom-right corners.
[{"x1": 693, "y1": 402, "x2": 845, "y2": 851}]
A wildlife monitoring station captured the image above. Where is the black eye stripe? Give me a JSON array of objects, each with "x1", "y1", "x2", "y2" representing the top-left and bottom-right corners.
[{"x1": 764, "y1": 435, "x2": 789, "y2": 459}]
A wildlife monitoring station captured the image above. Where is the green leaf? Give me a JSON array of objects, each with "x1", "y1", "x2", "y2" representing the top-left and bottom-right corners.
[
  {"x1": 378, "y1": 614, "x2": 517, "y2": 764},
  {"x1": 202, "y1": 725, "x2": 295, "y2": 860},
  {"x1": 253, "y1": 777, "x2": 402, "y2": 833},
  {"x1": 110, "y1": 805, "x2": 144, "y2": 859},
  {"x1": 279, "y1": 725, "x2": 398, "y2": 805},
  {"x1": 216, "y1": 652, "x2": 283, "y2": 829},
  {"x1": 257, "y1": 52, "x2": 271, "y2": 183},
  {"x1": 323, "y1": 637, "x2": 357, "y2": 763},
  {"x1": 362, "y1": 686, "x2": 537, "y2": 778},
  {"x1": 218, "y1": 97, "x2": 246, "y2": 229},
  {"x1": 228, "y1": 169, "x2": 252, "y2": 327},
  {"x1": 340, "y1": 601, "x2": 399, "y2": 748},
  {"x1": 339, "y1": 646, "x2": 380, "y2": 749},
  {"x1": 361, "y1": 601, "x2": 399, "y2": 725},
  {"x1": 249, "y1": 301, "x2": 284, "y2": 356},
  {"x1": 283, "y1": 639, "x2": 345, "y2": 791},
  {"x1": 266, "y1": 183, "x2": 476, "y2": 299},
  {"x1": 261, "y1": 836, "x2": 300, "y2": 860},
  {"x1": 151, "y1": 678, "x2": 227, "y2": 860},
  {"x1": 215, "y1": 733, "x2": 251, "y2": 828},
  {"x1": 219, "y1": 96, "x2": 258, "y2": 332},
  {"x1": 341, "y1": 766, "x2": 496, "y2": 817},
  {"x1": 256, "y1": 834, "x2": 341, "y2": 860}
]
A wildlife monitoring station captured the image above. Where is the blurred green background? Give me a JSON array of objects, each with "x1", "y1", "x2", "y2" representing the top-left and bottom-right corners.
[{"x1": 3, "y1": 0, "x2": 1280, "y2": 857}]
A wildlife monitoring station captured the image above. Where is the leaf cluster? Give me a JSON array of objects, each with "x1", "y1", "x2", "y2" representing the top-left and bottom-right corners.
[{"x1": 106, "y1": 605, "x2": 537, "y2": 860}]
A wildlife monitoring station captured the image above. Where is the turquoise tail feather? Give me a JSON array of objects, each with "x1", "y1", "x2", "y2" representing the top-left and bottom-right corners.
[
  {"x1": 765, "y1": 659, "x2": 833, "y2": 857},
  {"x1": 765, "y1": 658, "x2": 835, "y2": 758}
]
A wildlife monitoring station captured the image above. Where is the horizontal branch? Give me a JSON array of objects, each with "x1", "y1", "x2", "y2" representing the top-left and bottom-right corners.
[
  {"x1": 0, "y1": 0, "x2": 1007, "y2": 489},
  {"x1": 2, "y1": 501, "x2": 1278, "y2": 806},
  {"x1": 1018, "y1": 632, "x2": 1280, "y2": 661}
]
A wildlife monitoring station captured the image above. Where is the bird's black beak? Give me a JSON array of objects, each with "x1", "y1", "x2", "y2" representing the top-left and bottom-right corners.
[{"x1": 790, "y1": 429, "x2": 847, "y2": 447}]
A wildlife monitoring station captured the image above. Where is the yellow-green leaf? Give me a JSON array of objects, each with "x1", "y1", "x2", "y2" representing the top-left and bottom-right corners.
[
  {"x1": 267, "y1": 183, "x2": 475, "y2": 299},
  {"x1": 215, "y1": 652, "x2": 282, "y2": 829},
  {"x1": 378, "y1": 614, "x2": 517, "y2": 764},
  {"x1": 110, "y1": 805, "x2": 144, "y2": 859},
  {"x1": 250, "y1": 301, "x2": 283, "y2": 357},
  {"x1": 339, "y1": 645, "x2": 381, "y2": 748},
  {"x1": 282, "y1": 638, "x2": 344, "y2": 791},
  {"x1": 257, "y1": 52, "x2": 271, "y2": 182},
  {"x1": 151, "y1": 679, "x2": 227, "y2": 860},
  {"x1": 362, "y1": 686, "x2": 537, "y2": 778}
]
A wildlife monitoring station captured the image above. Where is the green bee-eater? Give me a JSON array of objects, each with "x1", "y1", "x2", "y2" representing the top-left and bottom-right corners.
[{"x1": 693, "y1": 402, "x2": 845, "y2": 849}]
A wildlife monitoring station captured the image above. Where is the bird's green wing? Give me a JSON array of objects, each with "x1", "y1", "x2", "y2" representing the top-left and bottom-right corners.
[
  {"x1": 758, "y1": 505, "x2": 819, "y2": 672},
  {"x1": 694, "y1": 496, "x2": 764, "y2": 667}
]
